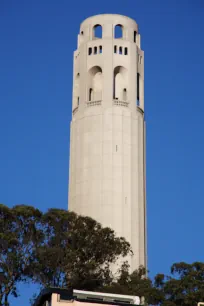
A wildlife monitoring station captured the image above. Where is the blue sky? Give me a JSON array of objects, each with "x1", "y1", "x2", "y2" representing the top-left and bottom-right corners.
[{"x1": 0, "y1": 0, "x2": 204, "y2": 305}]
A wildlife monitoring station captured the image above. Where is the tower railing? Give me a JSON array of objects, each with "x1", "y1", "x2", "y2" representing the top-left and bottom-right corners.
[
  {"x1": 86, "y1": 100, "x2": 102, "y2": 106},
  {"x1": 113, "y1": 99, "x2": 129, "y2": 107},
  {"x1": 73, "y1": 102, "x2": 143, "y2": 112}
]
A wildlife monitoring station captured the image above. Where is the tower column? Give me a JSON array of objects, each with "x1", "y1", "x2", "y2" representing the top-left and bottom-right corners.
[{"x1": 68, "y1": 14, "x2": 147, "y2": 272}]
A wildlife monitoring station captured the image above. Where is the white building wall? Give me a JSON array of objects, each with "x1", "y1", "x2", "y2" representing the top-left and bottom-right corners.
[
  {"x1": 51, "y1": 295, "x2": 140, "y2": 306},
  {"x1": 68, "y1": 14, "x2": 146, "y2": 272}
]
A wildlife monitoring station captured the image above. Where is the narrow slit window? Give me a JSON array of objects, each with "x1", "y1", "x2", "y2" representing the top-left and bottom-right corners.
[
  {"x1": 88, "y1": 48, "x2": 92, "y2": 55},
  {"x1": 137, "y1": 73, "x2": 140, "y2": 105},
  {"x1": 124, "y1": 47, "x2": 128, "y2": 55},
  {"x1": 123, "y1": 88, "x2": 127, "y2": 101},
  {"x1": 94, "y1": 46, "x2": 97, "y2": 54},
  {"x1": 89, "y1": 88, "x2": 93, "y2": 101},
  {"x1": 134, "y1": 31, "x2": 137, "y2": 43},
  {"x1": 119, "y1": 47, "x2": 122, "y2": 55},
  {"x1": 99, "y1": 46, "x2": 102, "y2": 53},
  {"x1": 114, "y1": 45, "x2": 117, "y2": 53}
]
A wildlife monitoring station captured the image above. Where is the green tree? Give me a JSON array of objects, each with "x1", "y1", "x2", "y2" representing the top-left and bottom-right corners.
[
  {"x1": 101, "y1": 262, "x2": 163, "y2": 305},
  {"x1": 0, "y1": 204, "x2": 43, "y2": 306},
  {"x1": 2, "y1": 203, "x2": 204, "y2": 306},
  {"x1": 102, "y1": 262, "x2": 204, "y2": 305},
  {"x1": 0, "y1": 204, "x2": 131, "y2": 304},
  {"x1": 34, "y1": 208, "x2": 131, "y2": 290},
  {"x1": 153, "y1": 262, "x2": 204, "y2": 305}
]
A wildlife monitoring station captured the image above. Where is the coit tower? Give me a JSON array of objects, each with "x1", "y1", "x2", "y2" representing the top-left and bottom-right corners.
[{"x1": 68, "y1": 14, "x2": 147, "y2": 272}]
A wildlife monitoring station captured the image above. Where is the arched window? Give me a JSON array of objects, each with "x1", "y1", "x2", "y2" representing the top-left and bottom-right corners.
[
  {"x1": 94, "y1": 46, "x2": 97, "y2": 54},
  {"x1": 73, "y1": 73, "x2": 80, "y2": 109},
  {"x1": 119, "y1": 47, "x2": 123, "y2": 55},
  {"x1": 114, "y1": 45, "x2": 117, "y2": 53},
  {"x1": 88, "y1": 66, "x2": 103, "y2": 101},
  {"x1": 114, "y1": 24, "x2": 123, "y2": 39},
  {"x1": 88, "y1": 48, "x2": 92, "y2": 55},
  {"x1": 124, "y1": 47, "x2": 128, "y2": 55},
  {"x1": 113, "y1": 66, "x2": 128, "y2": 100},
  {"x1": 99, "y1": 46, "x2": 102, "y2": 54},
  {"x1": 93, "y1": 25, "x2": 102, "y2": 39},
  {"x1": 134, "y1": 31, "x2": 137, "y2": 43}
]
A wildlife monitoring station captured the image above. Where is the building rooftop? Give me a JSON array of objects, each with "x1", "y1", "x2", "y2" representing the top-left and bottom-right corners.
[{"x1": 32, "y1": 288, "x2": 142, "y2": 306}]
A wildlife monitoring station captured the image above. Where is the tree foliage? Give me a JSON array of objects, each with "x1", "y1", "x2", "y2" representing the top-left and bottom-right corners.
[
  {"x1": 1, "y1": 203, "x2": 204, "y2": 306},
  {"x1": 101, "y1": 262, "x2": 162, "y2": 305},
  {"x1": 0, "y1": 204, "x2": 43, "y2": 306},
  {"x1": 104, "y1": 262, "x2": 204, "y2": 306},
  {"x1": 153, "y1": 262, "x2": 204, "y2": 305},
  {"x1": 0, "y1": 204, "x2": 131, "y2": 305},
  {"x1": 34, "y1": 208, "x2": 131, "y2": 290}
]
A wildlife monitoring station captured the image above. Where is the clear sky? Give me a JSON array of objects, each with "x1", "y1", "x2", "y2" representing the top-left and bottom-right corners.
[{"x1": 0, "y1": 0, "x2": 204, "y2": 305}]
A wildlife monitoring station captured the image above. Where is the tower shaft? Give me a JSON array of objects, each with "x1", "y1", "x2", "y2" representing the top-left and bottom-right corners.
[{"x1": 68, "y1": 14, "x2": 146, "y2": 272}]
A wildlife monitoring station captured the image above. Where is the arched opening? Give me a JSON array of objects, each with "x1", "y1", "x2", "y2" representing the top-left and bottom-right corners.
[
  {"x1": 114, "y1": 45, "x2": 117, "y2": 53},
  {"x1": 73, "y1": 73, "x2": 80, "y2": 109},
  {"x1": 93, "y1": 24, "x2": 102, "y2": 39},
  {"x1": 124, "y1": 47, "x2": 128, "y2": 55},
  {"x1": 114, "y1": 24, "x2": 123, "y2": 39},
  {"x1": 88, "y1": 48, "x2": 92, "y2": 55},
  {"x1": 88, "y1": 66, "x2": 103, "y2": 101},
  {"x1": 81, "y1": 31, "x2": 84, "y2": 35},
  {"x1": 99, "y1": 46, "x2": 102, "y2": 54},
  {"x1": 119, "y1": 46, "x2": 123, "y2": 55},
  {"x1": 94, "y1": 46, "x2": 97, "y2": 54},
  {"x1": 134, "y1": 31, "x2": 137, "y2": 43},
  {"x1": 113, "y1": 66, "x2": 128, "y2": 100}
]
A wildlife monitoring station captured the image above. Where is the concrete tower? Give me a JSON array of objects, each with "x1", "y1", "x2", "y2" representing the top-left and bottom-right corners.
[{"x1": 68, "y1": 14, "x2": 146, "y2": 272}]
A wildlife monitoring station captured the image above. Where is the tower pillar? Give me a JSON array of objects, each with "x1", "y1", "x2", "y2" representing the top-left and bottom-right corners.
[{"x1": 68, "y1": 14, "x2": 147, "y2": 273}]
